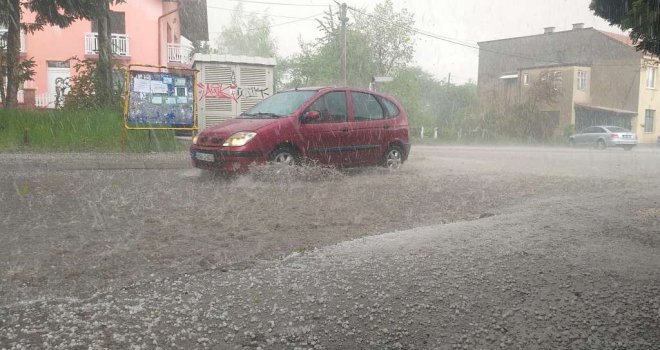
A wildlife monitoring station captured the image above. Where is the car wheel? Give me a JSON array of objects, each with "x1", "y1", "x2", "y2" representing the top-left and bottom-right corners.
[
  {"x1": 596, "y1": 139, "x2": 606, "y2": 150},
  {"x1": 382, "y1": 145, "x2": 404, "y2": 170},
  {"x1": 623, "y1": 145, "x2": 634, "y2": 151},
  {"x1": 269, "y1": 147, "x2": 299, "y2": 166}
]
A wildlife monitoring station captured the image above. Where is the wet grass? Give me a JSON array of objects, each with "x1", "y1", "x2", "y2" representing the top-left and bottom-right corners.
[{"x1": 0, "y1": 109, "x2": 186, "y2": 153}]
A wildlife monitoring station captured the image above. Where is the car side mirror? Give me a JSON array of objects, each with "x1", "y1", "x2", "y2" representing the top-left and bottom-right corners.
[{"x1": 302, "y1": 110, "x2": 320, "y2": 122}]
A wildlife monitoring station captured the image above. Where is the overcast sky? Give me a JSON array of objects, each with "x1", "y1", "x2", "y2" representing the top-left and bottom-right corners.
[{"x1": 207, "y1": 0, "x2": 625, "y2": 84}]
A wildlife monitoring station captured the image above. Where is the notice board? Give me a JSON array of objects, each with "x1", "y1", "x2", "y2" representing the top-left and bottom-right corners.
[{"x1": 124, "y1": 69, "x2": 197, "y2": 130}]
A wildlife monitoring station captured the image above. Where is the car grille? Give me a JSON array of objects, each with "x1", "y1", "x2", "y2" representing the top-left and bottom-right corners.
[{"x1": 199, "y1": 136, "x2": 223, "y2": 146}]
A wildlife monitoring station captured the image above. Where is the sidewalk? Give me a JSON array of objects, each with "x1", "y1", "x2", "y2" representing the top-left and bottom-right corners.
[{"x1": 0, "y1": 152, "x2": 191, "y2": 171}]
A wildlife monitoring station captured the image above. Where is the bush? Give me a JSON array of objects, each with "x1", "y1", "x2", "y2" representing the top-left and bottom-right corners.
[{"x1": 63, "y1": 57, "x2": 126, "y2": 111}]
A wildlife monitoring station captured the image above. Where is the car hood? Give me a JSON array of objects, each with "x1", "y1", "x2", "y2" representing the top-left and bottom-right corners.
[{"x1": 202, "y1": 118, "x2": 283, "y2": 137}]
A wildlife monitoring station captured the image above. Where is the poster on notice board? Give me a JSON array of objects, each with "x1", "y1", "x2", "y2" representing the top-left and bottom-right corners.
[{"x1": 126, "y1": 70, "x2": 196, "y2": 129}]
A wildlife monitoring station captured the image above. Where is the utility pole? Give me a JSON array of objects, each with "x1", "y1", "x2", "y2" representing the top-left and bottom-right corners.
[{"x1": 340, "y1": 3, "x2": 348, "y2": 86}]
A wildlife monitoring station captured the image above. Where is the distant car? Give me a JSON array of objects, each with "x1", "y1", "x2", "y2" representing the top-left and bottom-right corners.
[
  {"x1": 568, "y1": 126, "x2": 637, "y2": 150},
  {"x1": 190, "y1": 87, "x2": 411, "y2": 173}
]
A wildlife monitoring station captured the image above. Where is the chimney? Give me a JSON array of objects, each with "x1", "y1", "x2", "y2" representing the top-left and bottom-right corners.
[
  {"x1": 544, "y1": 27, "x2": 555, "y2": 34},
  {"x1": 572, "y1": 23, "x2": 585, "y2": 30}
]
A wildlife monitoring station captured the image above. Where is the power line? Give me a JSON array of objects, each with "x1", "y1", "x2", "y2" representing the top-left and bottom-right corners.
[
  {"x1": 208, "y1": 12, "x2": 324, "y2": 35},
  {"x1": 207, "y1": 5, "x2": 322, "y2": 20},
  {"x1": 346, "y1": 5, "x2": 561, "y2": 66},
  {"x1": 349, "y1": 5, "x2": 647, "y2": 69},
  {"x1": 251, "y1": 12, "x2": 325, "y2": 31},
  {"x1": 214, "y1": 0, "x2": 329, "y2": 7}
]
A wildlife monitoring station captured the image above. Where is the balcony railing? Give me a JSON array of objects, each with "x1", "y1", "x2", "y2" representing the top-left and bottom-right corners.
[
  {"x1": 85, "y1": 32, "x2": 129, "y2": 56},
  {"x1": 167, "y1": 43, "x2": 192, "y2": 65},
  {"x1": 0, "y1": 29, "x2": 26, "y2": 52}
]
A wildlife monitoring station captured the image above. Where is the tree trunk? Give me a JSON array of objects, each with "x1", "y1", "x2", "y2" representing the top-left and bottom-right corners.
[
  {"x1": 4, "y1": 0, "x2": 21, "y2": 109},
  {"x1": 96, "y1": 0, "x2": 114, "y2": 108}
]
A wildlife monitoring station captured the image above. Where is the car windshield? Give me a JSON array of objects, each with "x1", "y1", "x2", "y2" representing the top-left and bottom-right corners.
[
  {"x1": 606, "y1": 126, "x2": 628, "y2": 132},
  {"x1": 239, "y1": 91, "x2": 316, "y2": 118}
]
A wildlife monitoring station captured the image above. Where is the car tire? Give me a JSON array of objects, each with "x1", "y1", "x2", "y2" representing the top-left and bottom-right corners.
[
  {"x1": 596, "y1": 139, "x2": 607, "y2": 150},
  {"x1": 623, "y1": 145, "x2": 634, "y2": 151},
  {"x1": 382, "y1": 145, "x2": 404, "y2": 170},
  {"x1": 269, "y1": 147, "x2": 299, "y2": 166}
]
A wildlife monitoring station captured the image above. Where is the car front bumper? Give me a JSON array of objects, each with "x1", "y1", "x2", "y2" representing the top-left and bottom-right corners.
[{"x1": 190, "y1": 147, "x2": 265, "y2": 173}]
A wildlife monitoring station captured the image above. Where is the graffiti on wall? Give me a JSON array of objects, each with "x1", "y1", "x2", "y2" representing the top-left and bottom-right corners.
[{"x1": 197, "y1": 83, "x2": 270, "y2": 102}]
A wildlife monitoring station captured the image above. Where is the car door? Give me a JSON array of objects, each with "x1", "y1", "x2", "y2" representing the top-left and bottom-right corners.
[
  {"x1": 347, "y1": 91, "x2": 389, "y2": 164},
  {"x1": 592, "y1": 126, "x2": 607, "y2": 144},
  {"x1": 298, "y1": 91, "x2": 354, "y2": 165},
  {"x1": 575, "y1": 127, "x2": 593, "y2": 146}
]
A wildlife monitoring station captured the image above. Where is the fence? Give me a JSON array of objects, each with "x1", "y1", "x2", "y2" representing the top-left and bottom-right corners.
[
  {"x1": 35, "y1": 93, "x2": 48, "y2": 108},
  {"x1": 167, "y1": 43, "x2": 193, "y2": 65},
  {"x1": 410, "y1": 126, "x2": 441, "y2": 139},
  {"x1": 84, "y1": 32, "x2": 130, "y2": 56}
]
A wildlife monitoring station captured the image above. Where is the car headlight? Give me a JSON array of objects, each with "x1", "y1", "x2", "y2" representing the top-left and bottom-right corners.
[
  {"x1": 192, "y1": 135, "x2": 199, "y2": 145},
  {"x1": 223, "y1": 132, "x2": 257, "y2": 147}
]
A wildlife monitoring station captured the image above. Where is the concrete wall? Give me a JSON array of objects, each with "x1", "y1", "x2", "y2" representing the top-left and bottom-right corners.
[
  {"x1": 21, "y1": 0, "x2": 172, "y2": 101},
  {"x1": 519, "y1": 66, "x2": 584, "y2": 130},
  {"x1": 636, "y1": 59, "x2": 660, "y2": 144},
  {"x1": 478, "y1": 28, "x2": 642, "y2": 117},
  {"x1": 590, "y1": 58, "x2": 640, "y2": 113}
]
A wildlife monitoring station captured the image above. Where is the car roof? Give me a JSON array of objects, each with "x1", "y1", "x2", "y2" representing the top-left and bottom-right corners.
[
  {"x1": 279, "y1": 86, "x2": 396, "y2": 98},
  {"x1": 600, "y1": 126, "x2": 630, "y2": 131}
]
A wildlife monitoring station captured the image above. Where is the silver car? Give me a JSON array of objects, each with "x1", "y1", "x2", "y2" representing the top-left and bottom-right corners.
[{"x1": 569, "y1": 126, "x2": 637, "y2": 150}]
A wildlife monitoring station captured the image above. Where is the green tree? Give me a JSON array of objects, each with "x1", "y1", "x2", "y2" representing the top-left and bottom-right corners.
[
  {"x1": 215, "y1": 2, "x2": 276, "y2": 58},
  {"x1": 353, "y1": 0, "x2": 415, "y2": 76},
  {"x1": 63, "y1": 57, "x2": 126, "y2": 111},
  {"x1": 59, "y1": 0, "x2": 126, "y2": 108},
  {"x1": 283, "y1": 0, "x2": 415, "y2": 88},
  {"x1": 379, "y1": 66, "x2": 433, "y2": 128},
  {"x1": 487, "y1": 72, "x2": 561, "y2": 142},
  {"x1": 429, "y1": 82, "x2": 478, "y2": 132},
  {"x1": 590, "y1": 0, "x2": 660, "y2": 55},
  {"x1": 0, "y1": 0, "x2": 78, "y2": 108},
  {"x1": 0, "y1": 0, "x2": 124, "y2": 109},
  {"x1": 284, "y1": 24, "x2": 375, "y2": 88}
]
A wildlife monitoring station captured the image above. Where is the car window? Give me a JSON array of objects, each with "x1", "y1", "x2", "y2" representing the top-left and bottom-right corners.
[
  {"x1": 303, "y1": 92, "x2": 348, "y2": 123},
  {"x1": 606, "y1": 126, "x2": 628, "y2": 132},
  {"x1": 379, "y1": 97, "x2": 400, "y2": 118},
  {"x1": 241, "y1": 91, "x2": 316, "y2": 118},
  {"x1": 352, "y1": 92, "x2": 384, "y2": 121},
  {"x1": 594, "y1": 127, "x2": 606, "y2": 133}
]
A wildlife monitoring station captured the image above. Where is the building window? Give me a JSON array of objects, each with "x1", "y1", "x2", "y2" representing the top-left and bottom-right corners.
[
  {"x1": 645, "y1": 109, "x2": 655, "y2": 133},
  {"x1": 523, "y1": 73, "x2": 529, "y2": 85},
  {"x1": 552, "y1": 71, "x2": 563, "y2": 91},
  {"x1": 92, "y1": 11, "x2": 126, "y2": 34},
  {"x1": 647, "y1": 67, "x2": 657, "y2": 89},
  {"x1": 577, "y1": 70, "x2": 588, "y2": 90}
]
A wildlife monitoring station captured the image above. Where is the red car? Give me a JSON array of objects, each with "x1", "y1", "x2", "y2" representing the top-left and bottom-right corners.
[{"x1": 190, "y1": 87, "x2": 410, "y2": 173}]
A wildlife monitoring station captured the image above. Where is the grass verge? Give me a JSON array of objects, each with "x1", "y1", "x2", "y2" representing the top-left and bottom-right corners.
[{"x1": 0, "y1": 109, "x2": 186, "y2": 153}]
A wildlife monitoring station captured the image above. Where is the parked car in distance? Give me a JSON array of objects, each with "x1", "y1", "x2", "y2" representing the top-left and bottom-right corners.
[
  {"x1": 190, "y1": 87, "x2": 410, "y2": 173},
  {"x1": 568, "y1": 126, "x2": 637, "y2": 150}
]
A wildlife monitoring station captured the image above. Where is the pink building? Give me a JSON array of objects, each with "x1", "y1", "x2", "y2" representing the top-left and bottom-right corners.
[{"x1": 2, "y1": 0, "x2": 207, "y2": 108}]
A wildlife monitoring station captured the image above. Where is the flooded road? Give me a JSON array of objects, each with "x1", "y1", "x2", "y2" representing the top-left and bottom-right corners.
[{"x1": 1, "y1": 146, "x2": 659, "y2": 349}]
